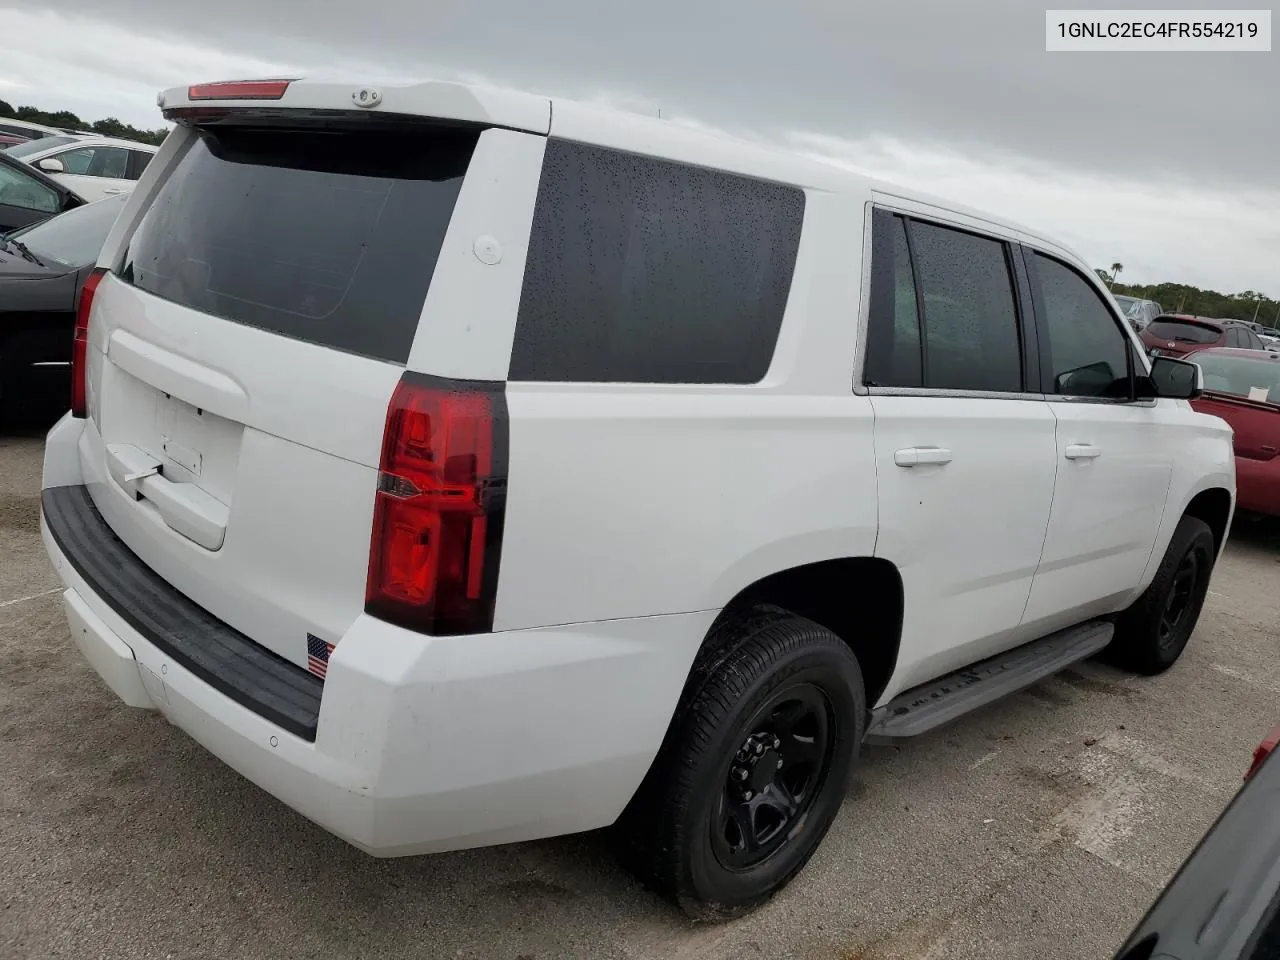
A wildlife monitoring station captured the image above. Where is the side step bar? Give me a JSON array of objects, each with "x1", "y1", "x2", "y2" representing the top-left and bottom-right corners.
[{"x1": 864, "y1": 621, "x2": 1114, "y2": 744}]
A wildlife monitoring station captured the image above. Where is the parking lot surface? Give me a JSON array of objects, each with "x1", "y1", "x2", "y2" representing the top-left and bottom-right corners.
[{"x1": 3, "y1": 426, "x2": 1278, "y2": 960}]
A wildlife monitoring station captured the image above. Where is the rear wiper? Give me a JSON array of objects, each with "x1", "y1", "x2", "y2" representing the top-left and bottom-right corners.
[{"x1": 0, "y1": 234, "x2": 43, "y2": 266}]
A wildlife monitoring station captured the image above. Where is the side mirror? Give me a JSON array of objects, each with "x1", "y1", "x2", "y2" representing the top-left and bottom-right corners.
[
  {"x1": 1141, "y1": 356, "x2": 1203, "y2": 400},
  {"x1": 36, "y1": 157, "x2": 65, "y2": 174}
]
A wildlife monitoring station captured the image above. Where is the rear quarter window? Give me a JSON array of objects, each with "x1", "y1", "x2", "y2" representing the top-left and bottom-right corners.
[
  {"x1": 509, "y1": 139, "x2": 805, "y2": 384},
  {"x1": 120, "y1": 125, "x2": 477, "y2": 364}
]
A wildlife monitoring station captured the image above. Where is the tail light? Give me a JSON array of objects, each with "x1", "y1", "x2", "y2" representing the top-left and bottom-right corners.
[
  {"x1": 365, "y1": 373, "x2": 508, "y2": 636},
  {"x1": 1245, "y1": 725, "x2": 1280, "y2": 781},
  {"x1": 71, "y1": 268, "x2": 106, "y2": 418}
]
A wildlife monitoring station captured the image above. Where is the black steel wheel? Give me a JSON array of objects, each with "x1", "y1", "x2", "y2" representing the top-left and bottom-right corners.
[
  {"x1": 712, "y1": 684, "x2": 834, "y2": 871},
  {"x1": 1110, "y1": 515, "x2": 1216, "y2": 675},
  {"x1": 613, "y1": 605, "x2": 864, "y2": 919}
]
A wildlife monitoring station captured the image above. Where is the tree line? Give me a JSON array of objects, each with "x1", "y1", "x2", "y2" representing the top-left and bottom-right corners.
[
  {"x1": 0, "y1": 100, "x2": 168, "y2": 147},
  {"x1": 1096, "y1": 263, "x2": 1278, "y2": 327}
]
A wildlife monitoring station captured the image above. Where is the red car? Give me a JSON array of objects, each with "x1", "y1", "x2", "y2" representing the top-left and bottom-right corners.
[
  {"x1": 1141, "y1": 315, "x2": 1270, "y2": 358},
  {"x1": 1187, "y1": 346, "x2": 1280, "y2": 517}
]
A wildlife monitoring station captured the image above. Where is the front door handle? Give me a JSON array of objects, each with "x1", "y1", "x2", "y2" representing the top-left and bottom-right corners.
[
  {"x1": 894, "y1": 446, "x2": 953, "y2": 467},
  {"x1": 1064, "y1": 443, "x2": 1102, "y2": 460}
]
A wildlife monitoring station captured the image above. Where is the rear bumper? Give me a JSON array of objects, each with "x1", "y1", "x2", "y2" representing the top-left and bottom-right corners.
[{"x1": 41, "y1": 412, "x2": 712, "y2": 855}]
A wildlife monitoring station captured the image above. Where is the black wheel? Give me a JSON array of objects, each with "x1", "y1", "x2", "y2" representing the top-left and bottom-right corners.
[
  {"x1": 1109, "y1": 515, "x2": 1216, "y2": 675},
  {"x1": 613, "y1": 605, "x2": 864, "y2": 919}
]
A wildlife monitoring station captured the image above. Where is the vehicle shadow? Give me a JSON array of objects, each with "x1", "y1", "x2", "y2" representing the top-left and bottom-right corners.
[{"x1": 1229, "y1": 512, "x2": 1280, "y2": 554}]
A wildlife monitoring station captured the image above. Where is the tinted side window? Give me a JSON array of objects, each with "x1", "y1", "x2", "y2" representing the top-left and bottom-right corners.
[
  {"x1": 126, "y1": 150, "x2": 153, "y2": 181},
  {"x1": 1033, "y1": 253, "x2": 1131, "y2": 399},
  {"x1": 864, "y1": 211, "x2": 922, "y2": 387},
  {"x1": 509, "y1": 140, "x2": 805, "y2": 384},
  {"x1": 911, "y1": 221, "x2": 1022, "y2": 392}
]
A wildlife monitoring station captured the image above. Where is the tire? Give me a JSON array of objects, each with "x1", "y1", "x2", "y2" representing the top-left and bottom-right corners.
[
  {"x1": 613, "y1": 605, "x2": 865, "y2": 919},
  {"x1": 1108, "y1": 515, "x2": 1216, "y2": 675}
]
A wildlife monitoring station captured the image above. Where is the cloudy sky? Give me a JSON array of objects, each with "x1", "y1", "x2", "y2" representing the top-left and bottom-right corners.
[{"x1": 2, "y1": 1, "x2": 1276, "y2": 295}]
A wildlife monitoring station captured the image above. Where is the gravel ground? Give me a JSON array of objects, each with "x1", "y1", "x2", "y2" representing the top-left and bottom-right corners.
[{"x1": 2, "y1": 424, "x2": 1278, "y2": 960}]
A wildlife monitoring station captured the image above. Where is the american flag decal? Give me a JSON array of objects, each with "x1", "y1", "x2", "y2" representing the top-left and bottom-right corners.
[{"x1": 307, "y1": 634, "x2": 335, "y2": 680}]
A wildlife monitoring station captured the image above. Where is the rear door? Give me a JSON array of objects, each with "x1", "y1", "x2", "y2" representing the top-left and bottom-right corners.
[
  {"x1": 79, "y1": 116, "x2": 546, "y2": 669},
  {"x1": 864, "y1": 207, "x2": 1058, "y2": 689},
  {"x1": 1021, "y1": 250, "x2": 1179, "y2": 632}
]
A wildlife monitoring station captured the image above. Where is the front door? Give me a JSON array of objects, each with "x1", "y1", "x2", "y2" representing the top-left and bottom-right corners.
[{"x1": 1021, "y1": 250, "x2": 1175, "y2": 634}]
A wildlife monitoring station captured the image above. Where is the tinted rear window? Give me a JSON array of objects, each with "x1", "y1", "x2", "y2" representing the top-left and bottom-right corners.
[
  {"x1": 1147, "y1": 320, "x2": 1220, "y2": 344},
  {"x1": 509, "y1": 139, "x2": 805, "y2": 384},
  {"x1": 120, "y1": 125, "x2": 476, "y2": 364}
]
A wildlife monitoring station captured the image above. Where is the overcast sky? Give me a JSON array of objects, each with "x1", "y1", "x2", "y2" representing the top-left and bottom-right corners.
[{"x1": 2, "y1": 1, "x2": 1276, "y2": 296}]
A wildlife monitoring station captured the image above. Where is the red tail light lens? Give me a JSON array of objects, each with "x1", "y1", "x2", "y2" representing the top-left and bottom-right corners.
[
  {"x1": 365, "y1": 373, "x2": 508, "y2": 636},
  {"x1": 71, "y1": 268, "x2": 106, "y2": 418},
  {"x1": 187, "y1": 80, "x2": 292, "y2": 101},
  {"x1": 1246, "y1": 725, "x2": 1280, "y2": 781}
]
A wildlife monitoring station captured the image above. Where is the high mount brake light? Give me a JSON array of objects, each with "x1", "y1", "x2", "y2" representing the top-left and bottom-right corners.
[
  {"x1": 365, "y1": 373, "x2": 508, "y2": 636},
  {"x1": 187, "y1": 80, "x2": 292, "y2": 101},
  {"x1": 71, "y1": 268, "x2": 107, "y2": 418}
]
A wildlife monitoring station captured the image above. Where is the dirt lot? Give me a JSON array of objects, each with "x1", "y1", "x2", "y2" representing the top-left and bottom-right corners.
[{"x1": 2, "y1": 424, "x2": 1278, "y2": 960}]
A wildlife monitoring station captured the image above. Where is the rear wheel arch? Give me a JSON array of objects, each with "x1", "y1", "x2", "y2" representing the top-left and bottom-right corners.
[{"x1": 700, "y1": 557, "x2": 904, "y2": 708}]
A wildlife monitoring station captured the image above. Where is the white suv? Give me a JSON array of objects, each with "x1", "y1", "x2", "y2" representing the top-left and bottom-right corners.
[{"x1": 40, "y1": 78, "x2": 1235, "y2": 917}]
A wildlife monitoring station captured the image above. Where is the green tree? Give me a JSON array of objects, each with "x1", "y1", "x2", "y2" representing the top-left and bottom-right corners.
[{"x1": 1109, "y1": 262, "x2": 1124, "y2": 289}]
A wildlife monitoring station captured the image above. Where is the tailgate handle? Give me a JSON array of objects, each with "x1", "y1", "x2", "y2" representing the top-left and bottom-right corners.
[{"x1": 106, "y1": 443, "x2": 228, "y2": 551}]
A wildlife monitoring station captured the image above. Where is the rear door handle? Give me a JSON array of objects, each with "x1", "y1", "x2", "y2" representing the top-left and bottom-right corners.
[
  {"x1": 894, "y1": 446, "x2": 953, "y2": 467},
  {"x1": 1064, "y1": 443, "x2": 1102, "y2": 460}
]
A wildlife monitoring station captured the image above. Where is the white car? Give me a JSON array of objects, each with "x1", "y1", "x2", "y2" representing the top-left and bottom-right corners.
[
  {"x1": 7, "y1": 135, "x2": 158, "y2": 202},
  {"x1": 39, "y1": 78, "x2": 1235, "y2": 917},
  {"x1": 0, "y1": 115, "x2": 85, "y2": 143}
]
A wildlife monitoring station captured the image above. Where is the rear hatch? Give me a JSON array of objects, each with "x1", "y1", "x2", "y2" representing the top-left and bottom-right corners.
[
  {"x1": 77, "y1": 108, "x2": 486, "y2": 669},
  {"x1": 1144, "y1": 318, "x2": 1222, "y2": 357}
]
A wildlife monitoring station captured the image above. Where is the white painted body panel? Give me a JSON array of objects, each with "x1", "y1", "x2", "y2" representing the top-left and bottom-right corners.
[
  {"x1": 869, "y1": 397, "x2": 1058, "y2": 697},
  {"x1": 40, "y1": 78, "x2": 1236, "y2": 857}
]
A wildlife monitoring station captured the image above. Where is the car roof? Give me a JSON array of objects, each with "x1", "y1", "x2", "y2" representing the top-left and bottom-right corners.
[
  {"x1": 158, "y1": 77, "x2": 1087, "y2": 267},
  {"x1": 0, "y1": 115, "x2": 74, "y2": 138},
  {"x1": 18, "y1": 134, "x2": 158, "y2": 154}
]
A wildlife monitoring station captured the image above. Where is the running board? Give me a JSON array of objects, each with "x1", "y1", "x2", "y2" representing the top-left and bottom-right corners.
[{"x1": 864, "y1": 621, "x2": 1114, "y2": 744}]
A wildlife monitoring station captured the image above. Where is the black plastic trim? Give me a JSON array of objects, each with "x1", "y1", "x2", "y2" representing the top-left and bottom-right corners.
[{"x1": 42, "y1": 485, "x2": 323, "y2": 741}]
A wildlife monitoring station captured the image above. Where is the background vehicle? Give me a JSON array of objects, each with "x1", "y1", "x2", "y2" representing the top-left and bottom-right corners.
[
  {"x1": 38, "y1": 78, "x2": 1233, "y2": 918},
  {"x1": 0, "y1": 132, "x2": 31, "y2": 149},
  {"x1": 1188, "y1": 347, "x2": 1280, "y2": 518},
  {"x1": 7, "y1": 135, "x2": 158, "y2": 202},
  {"x1": 1112, "y1": 294, "x2": 1163, "y2": 330},
  {"x1": 0, "y1": 116, "x2": 78, "y2": 144},
  {"x1": 1141, "y1": 315, "x2": 1268, "y2": 357},
  {"x1": 0, "y1": 149, "x2": 86, "y2": 232},
  {"x1": 0, "y1": 194, "x2": 126, "y2": 417},
  {"x1": 1112, "y1": 724, "x2": 1280, "y2": 959}
]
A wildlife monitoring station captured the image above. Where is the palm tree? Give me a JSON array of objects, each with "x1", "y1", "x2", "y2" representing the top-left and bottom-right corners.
[{"x1": 1109, "y1": 262, "x2": 1123, "y2": 289}]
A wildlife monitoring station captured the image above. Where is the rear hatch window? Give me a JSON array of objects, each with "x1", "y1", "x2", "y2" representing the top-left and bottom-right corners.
[
  {"x1": 1147, "y1": 320, "x2": 1220, "y2": 344},
  {"x1": 120, "y1": 125, "x2": 477, "y2": 363}
]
